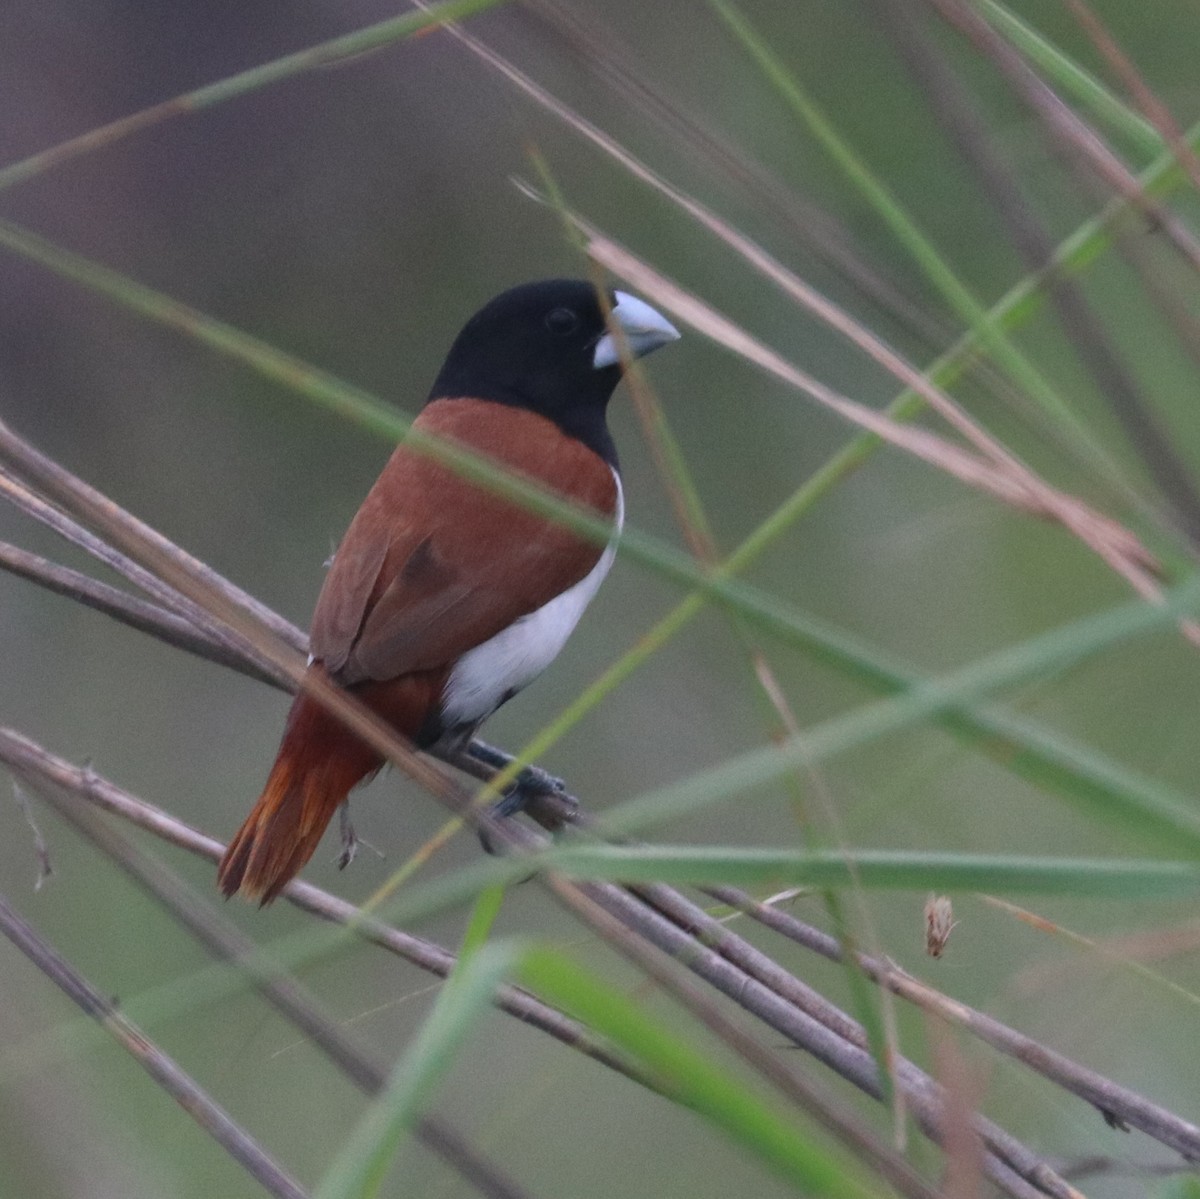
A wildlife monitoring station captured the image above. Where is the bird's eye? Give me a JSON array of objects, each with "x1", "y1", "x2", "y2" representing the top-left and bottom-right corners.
[{"x1": 544, "y1": 307, "x2": 579, "y2": 336}]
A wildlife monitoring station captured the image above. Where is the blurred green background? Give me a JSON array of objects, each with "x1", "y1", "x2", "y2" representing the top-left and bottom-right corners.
[{"x1": 1, "y1": 1, "x2": 1199, "y2": 1196}]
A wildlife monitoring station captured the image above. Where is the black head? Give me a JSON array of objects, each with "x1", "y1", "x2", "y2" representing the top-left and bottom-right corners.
[{"x1": 427, "y1": 278, "x2": 679, "y2": 466}]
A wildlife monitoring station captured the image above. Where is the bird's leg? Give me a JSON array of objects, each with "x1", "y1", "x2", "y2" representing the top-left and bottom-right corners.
[
  {"x1": 335, "y1": 801, "x2": 383, "y2": 870},
  {"x1": 336, "y1": 802, "x2": 359, "y2": 869}
]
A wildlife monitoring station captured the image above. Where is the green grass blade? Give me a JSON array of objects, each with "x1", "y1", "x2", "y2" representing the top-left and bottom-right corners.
[
  {"x1": 544, "y1": 846, "x2": 1200, "y2": 898},
  {"x1": 459, "y1": 884, "x2": 507, "y2": 956},
  {"x1": 0, "y1": 0, "x2": 514, "y2": 193},
  {"x1": 314, "y1": 940, "x2": 524, "y2": 1199},
  {"x1": 1155, "y1": 1173, "x2": 1200, "y2": 1199},
  {"x1": 518, "y1": 947, "x2": 883, "y2": 1199},
  {"x1": 598, "y1": 574, "x2": 1200, "y2": 846},
  {"x1": 709, "y1": 0, "x2": 1130, "y2": 476},
  {"x1": 977, "y1": 0, "x2": 1161, "y2": 156}
]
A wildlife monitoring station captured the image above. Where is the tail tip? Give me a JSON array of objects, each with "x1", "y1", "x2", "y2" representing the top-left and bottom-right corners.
[{"x1": 217, "y1": 838, "x2": 275, "y2": 905}]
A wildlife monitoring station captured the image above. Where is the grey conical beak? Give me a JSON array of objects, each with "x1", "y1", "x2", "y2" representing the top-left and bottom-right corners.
[{"x1": 593, "y1": 291, "x2": 681, "y2": 369}]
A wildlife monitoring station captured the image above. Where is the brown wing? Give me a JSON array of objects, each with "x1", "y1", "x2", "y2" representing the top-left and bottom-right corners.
[{"x1": 309, "y1": 398, "x2": 618, "y2": 686}]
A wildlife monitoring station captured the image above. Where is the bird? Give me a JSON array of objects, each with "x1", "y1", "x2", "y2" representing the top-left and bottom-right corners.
[{"x1": 218, "y1": 278, "x2": 680, "y2": 902}]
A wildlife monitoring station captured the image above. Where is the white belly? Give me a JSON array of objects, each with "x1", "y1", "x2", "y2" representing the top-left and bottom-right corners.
[{"x1": 440, "y1": 471, "x2": 623, "y2": 729}]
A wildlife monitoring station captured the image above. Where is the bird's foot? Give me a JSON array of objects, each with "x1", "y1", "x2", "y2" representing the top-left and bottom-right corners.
[
  {"x1": 335, "y1": 803, "x2": 384, "y2": 871},
  {"x1": 491, "y1": 764, "x2": 571, "y2": 818},
  {"x1": 476, "y1": 768, "x2": 578, "y2": 860}
]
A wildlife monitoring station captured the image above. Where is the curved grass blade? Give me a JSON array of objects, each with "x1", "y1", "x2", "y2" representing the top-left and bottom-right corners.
[
  {"x1": 518, "y1": 946, "x2": 884, "y2": 1199},
  {"x1": 314, "y1": 940, "x2": 525, "y2": 1199}
]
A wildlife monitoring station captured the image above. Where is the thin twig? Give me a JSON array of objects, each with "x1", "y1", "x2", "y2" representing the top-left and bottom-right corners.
[
  {"x1": 0, "y1": 890, "x2": 309, "y2": 1199},
  {"x1": 1057, "y1": 1153, "x2": 1200, "y2": 1181},
  {"x1": 0, "y1": 537, "x2": 283, "y2": 686},
  {"x1": 9, "y1": 778, "x2": 52, "y2": 890},
  {"x1": 0, "y1": 465, "x2": 296, "y2": 683}
]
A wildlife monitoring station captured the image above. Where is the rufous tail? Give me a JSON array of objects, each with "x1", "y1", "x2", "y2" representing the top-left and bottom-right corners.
[{"x1": 217, "y1": 692, "x2": 381, "y2": 904}]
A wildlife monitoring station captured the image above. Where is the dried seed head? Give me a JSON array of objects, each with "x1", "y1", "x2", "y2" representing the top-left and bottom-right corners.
[{"x1": 925, "y1": 893, "x2": 958, "y2": 958}]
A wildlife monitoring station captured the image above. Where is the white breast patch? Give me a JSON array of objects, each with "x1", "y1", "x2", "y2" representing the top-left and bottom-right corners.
[{"x1": 440, "y1": 471, "x2": 624, "y2": 730}]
